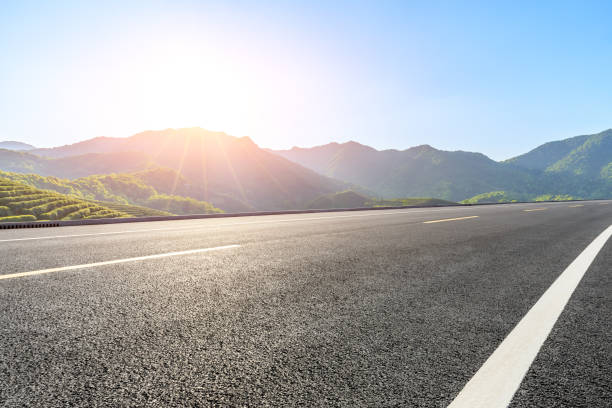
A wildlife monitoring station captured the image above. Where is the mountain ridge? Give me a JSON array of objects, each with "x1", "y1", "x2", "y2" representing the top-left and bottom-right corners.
[
  {"x1": 271, "y1": 130, "x2": 612, "y2": 201},
  {"x1": 0, "y1": 141, "x2": 36, "y2": 151}
]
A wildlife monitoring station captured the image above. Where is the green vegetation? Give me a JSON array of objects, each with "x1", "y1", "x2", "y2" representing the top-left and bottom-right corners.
[
  {"x1": 0, "y1": 177, "x2": 130, "y2": 222},
  {"x1": 367, "y1": 197, "x2": 457, "y2": 207},
  {"x1": 534, "y1": 194, "x2": 576, "y2": 202},
  {"x1": 145, "y1": 194, "x2": 223, "y2": 214},
  {"x1": 307, "y1": 190, "x2": 370, "y2": 209},
  {"x1": 92, "y1": 201, "x2": 172, "y2": 217},
  {"x1": 0, "y1": 215, "x2": 37, "y2": 222},
  {"x1": 0, "y1": 169, "x2": 223, "y2": 215},
  {"x1": 461, "y1": 191, "x2": 523, "y2": 204},
  {"x1": 307, "y1": 190, "x2": 456, "y2": 209},
  {"x1": 461, "y1": 191, "x2": 577, "y2": 204}
]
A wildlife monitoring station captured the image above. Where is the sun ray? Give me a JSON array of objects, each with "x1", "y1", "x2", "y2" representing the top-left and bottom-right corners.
[
  {"x1": 214, "y1": 133, "x2": 248, "y2": 206},
  {"x1": 200, "y1": 135, "x2": 208, "y2": 202},
  {"x1": 170, "y1": 133, "x2": 192, "y2": 201}
]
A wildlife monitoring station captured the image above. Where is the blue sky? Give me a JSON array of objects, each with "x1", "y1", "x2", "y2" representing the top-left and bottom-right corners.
[{"x1": 1, "y1": 0, "x2": 611, "y2": 160}]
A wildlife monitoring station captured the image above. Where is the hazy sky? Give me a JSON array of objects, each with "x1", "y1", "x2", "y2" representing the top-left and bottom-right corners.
[{"x1": 1, "y1": 1, "x2": 611, "y2": 160}]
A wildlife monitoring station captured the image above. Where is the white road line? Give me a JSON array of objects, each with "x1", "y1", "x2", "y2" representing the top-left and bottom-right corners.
[
  {"x1": 0, "y1": 244, "x2": 240, "y2": 281},
  {"x1": 423, "y1": 215, "x2": 479, "y2": 224},
  {"x1": 448, "y1": 225, "x2": 612, "y2": 408},
  {"x1": 0, "y1": 208, "x2": 474, "y2": 243},
  {"x1": 523, "y1": 208, "x2": 548, "y2": 212}
]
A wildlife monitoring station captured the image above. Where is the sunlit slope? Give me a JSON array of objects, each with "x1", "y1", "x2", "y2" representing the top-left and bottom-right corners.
[
  {"x1": 2, "y1": 128, "x2": 347, "y2": 211},
  {"x1": 0, "y1": 178, "x2": 129, "y2": 222},
  {"x1": 0, "y1": 170, "x2": 224, "y2": 215},
  {"x1": 506, "y1": 129, "x2": 612, "y2": 178}
]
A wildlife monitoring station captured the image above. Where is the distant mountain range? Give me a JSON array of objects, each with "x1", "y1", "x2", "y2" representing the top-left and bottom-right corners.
[
  {"x1": 1, "y1": 128, "x2": 610, "y2": 211},
  {"x1": 0, "y1": 141, "x2": 35, "y2": 151},
  {"x1": 272, "y1": 129, "x2": 612, "y2": 201}
]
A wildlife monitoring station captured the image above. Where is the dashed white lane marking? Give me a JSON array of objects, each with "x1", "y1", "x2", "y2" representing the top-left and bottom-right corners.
[
  {"x1": 423, "y1": 216, "x2": 479, "y2": 224},
  {"x1": 0, "y1": 245, "x2": 240, "y2": 280},
  {"x1": 0, "y1": 208, "x2": 475, "y2": 243},
  {"x1": 448, "y1": 225, "x2": 612, "y2": 408},
  {"x1": 568, "y1": 204, "x2": 584, "y2": 208},
  {"x1": 523, "y1": 208, "x2": 548, "y2": 212}
]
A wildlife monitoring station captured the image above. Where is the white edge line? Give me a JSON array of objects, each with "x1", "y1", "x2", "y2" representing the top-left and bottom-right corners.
[
  {"x1": 447, "y1": 224, "x2": 612, "y2": 408},
  {"x1": 423, "y1": 216, "x2": 479, "y2": 224},
  {"x1": 0, "y1": 244, "x2": 241, "y2": 280}
]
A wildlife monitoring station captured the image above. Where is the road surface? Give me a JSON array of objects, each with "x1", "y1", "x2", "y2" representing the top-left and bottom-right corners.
[{"x1": 1, "y1": 201, "x2": 611, "y2": 407}]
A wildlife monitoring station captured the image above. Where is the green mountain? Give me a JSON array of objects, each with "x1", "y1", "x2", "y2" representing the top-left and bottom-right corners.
[
  {"x1": 0, "y1": 128, "x2": 348, "y2": 211},
  {"x1": 506, "y1": 129, "x2": 612, "y2": 178}
]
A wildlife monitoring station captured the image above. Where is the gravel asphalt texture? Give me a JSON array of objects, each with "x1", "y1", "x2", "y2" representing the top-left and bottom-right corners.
[{"x1": 1, "y1": 201, "x2": 611, "y2": 407}]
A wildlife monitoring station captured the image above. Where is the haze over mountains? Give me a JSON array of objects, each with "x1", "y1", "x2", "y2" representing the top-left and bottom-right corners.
[
  {"x1": 0, "y1": 127, "x2": 610, "y2": 213},
  {"x1": 0, "y1": 128, "x2": 345, "y2": 212},
  {"x1": 0, "y1": 141, "x2": 35, "y2": 151}
]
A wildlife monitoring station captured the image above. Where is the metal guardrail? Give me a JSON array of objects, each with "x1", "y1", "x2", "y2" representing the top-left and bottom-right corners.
[{"x1": 0, "y1": 221, "x2": 62, "y2": 229}]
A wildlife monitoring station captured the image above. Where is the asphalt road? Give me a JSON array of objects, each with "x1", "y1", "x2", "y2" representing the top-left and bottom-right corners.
[{"x1": 1, "y1": 201, "x2": 611, "y2": 407}]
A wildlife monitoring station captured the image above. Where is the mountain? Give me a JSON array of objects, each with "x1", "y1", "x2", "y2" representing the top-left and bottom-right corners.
[
  {"x1": 5, "y1": 127, "x2": 610, "y2": 208},
  {"x1": 31, "y1": 136, "x2": 123, "y2": 158},
  {"x1": 273, "y1": 142, "x2": 538, "y2": 201},
  {"x1": 506, "y1": 129, "x2": 612, "y2": 178},
  {"x1": 0, "y1": 149, "x2": 155, "y2": 178},
  {"x1": 0, "y1": 128, "x2": 347, "y2": 211},
  {"x1": 273, "y1": 131, "x2": 612, "y2": 201},
  {"x1": 0, "y1": 141, "x2": 35, "y2": 151}
]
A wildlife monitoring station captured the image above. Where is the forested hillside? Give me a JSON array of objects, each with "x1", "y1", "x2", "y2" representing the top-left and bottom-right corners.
[{"x1": 506, "y1": 129, "x2": 612, "y2": 178}]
